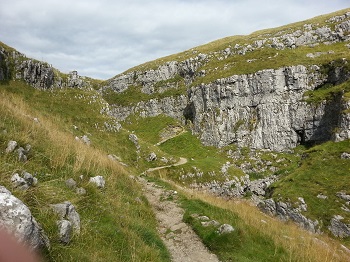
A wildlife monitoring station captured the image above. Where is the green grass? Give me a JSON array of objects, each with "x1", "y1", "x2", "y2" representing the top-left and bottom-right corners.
[
  {"x1": 102, "y1": 82, "x2": 187, "y2": 106},
  {"x1": 304, "y1": 79, "x2": 350, "y2": 104},
  {"x1": 0, "y1": 82, "x2": 170, "y2": 261},
  {"x1": 181, "y1": 198, "x2": 288, "y2": 261},
  {"x1": 158, "y1": 131, "x2": 245, "y2": 183},
  {"x1": 271, "y1": 140, "x2": 350, "y2": 234},
  {"x1": 145, "y1": 177, "x2": 289, "y2": 261},
  {"x1": 123, "y1": 114, "x2": 181, "y2": 145}
]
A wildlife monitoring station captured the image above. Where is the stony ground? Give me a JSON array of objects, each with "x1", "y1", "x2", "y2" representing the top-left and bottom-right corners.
[{"x1": 137, "y1": 177, "x2": 220, "y2": 262}]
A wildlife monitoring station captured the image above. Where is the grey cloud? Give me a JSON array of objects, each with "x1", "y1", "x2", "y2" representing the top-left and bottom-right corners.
[{"x1": 1, "y1": 0, "x2": 349, "y2": 79}]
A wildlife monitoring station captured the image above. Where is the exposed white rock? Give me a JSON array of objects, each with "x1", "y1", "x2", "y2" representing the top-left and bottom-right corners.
[
  {"x1": 81, "y1": 135, "x2": 91, "y2": 145},
  {"x1": 0, "y1": 185, "x2": 49, "y2": 249},
  {"x1": 129, "y1": 133, "x2": 140, "y2": 150},
  {"x1": 11, "y1": 172, "x2": 37, "y2": 190},
  {"x1": 57, "y1": 220, "x2": 72, "y2": 244},
  {"x1": 258, "y1": 198, "x2": 320, "y2": 233},
  {"x1": 5, "y1": 140, "x2": 17, "y2": 153},
  {"x1": 148, "y1": 152, "x2": 157, "y2": 161},
  {"x1": 337, "y1": 192, "x2": 350, "y2": 201},
  {"x1": 217, "y1": 224, "x2": 234, "y2": 234},
  {"x1": 201, "y1": 220, "x2": 220, "y2": 227},
  {"x1": 328, "y1": 215, "x2": 350, "y2": 238},
  {"x1": 89, "y1": 176, "x2": 105, "y2": 188}
]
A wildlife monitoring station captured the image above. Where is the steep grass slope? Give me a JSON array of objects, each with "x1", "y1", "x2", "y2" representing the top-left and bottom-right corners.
[{"x1": 0, "y1": 82, "x2": 170, "y2": 261}]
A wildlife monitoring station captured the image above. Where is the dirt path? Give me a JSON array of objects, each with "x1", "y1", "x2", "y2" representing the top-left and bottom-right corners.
[
  {"x1": 138, "y1": 177, "x2": 220, "y2": 262},
  {"x1": 146, "y1": 157, "x2": 188, "y2": 172}
]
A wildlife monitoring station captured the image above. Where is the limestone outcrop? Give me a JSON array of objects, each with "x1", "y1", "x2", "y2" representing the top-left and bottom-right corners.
[
  {"x1": 258, "y1": 198, "x2": 320, "y2": 234},
  {"x1": 187, "y1": 65, "x2": 344, "y2": 151},
  {"x1": 0, "y1": 47, "x2": 90, "y2": 89}
]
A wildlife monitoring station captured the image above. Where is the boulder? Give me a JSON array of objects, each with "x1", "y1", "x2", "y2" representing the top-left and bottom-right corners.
[
  {"x1": 11, "y1": 172, "x2": 37, "y2": 190},
  {"x1": 5, "y1": 140, "x2": 17, "y2": 153},
  {"x1": 65, "y1": 178, "x2": 77, "y2": 189},
  {"x1": 56, "y1": 220, "x2": 72, "y2": 244},
  {"x1": 341, "y1": 152, "x2": 350, "y2": 159},
  {"x1": 11, "y1": 173, "x2": 28, "y2": 190},
  {"x1": 217, "y1": 224, "x2": 234, "y2": 234},
  {"x1": 129, "y1": 134, "x2": 140, "y2": 150},
  {"x1": 258, "y1": 198, "x2": 320, "y2": 233},
  {"x1": 17, "y1": 147, "x2": 28, "y2": 162},
  {"x1": 89, "y1": 176, "x2": 105, "y2": 188},
  {"x1": 51, "y1": 201, "x2": 80, "y2": 233},
  {"x1": 22, "y1": 172, "x2": 37, "y2": 186},
  {"x1": 337, "y1": 192, "x2": 350, "y2": 201},
  {"x1": 328, "y1": 215, "x2": 350, "y2": 238},
  {"x1": 201, "y1": 220, "x2": 220, "y2": 227},
  {"x1": 198, "y1": 216, "x2": 210, "y2": 221},
  {"x1": 0, "y1": 185, "x2": 49, "y2": 250}
]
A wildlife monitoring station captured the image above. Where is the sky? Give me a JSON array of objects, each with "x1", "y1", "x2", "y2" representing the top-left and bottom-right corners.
[{"x1": 1, "y1": 1, "x2": 349, "y2": 80}]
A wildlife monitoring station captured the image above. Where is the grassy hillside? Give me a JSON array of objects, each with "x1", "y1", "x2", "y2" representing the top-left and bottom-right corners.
[
  {"x1": 0, "y1": 81, "x2": 170, "y2": 261},
  {"x1": 271, "y1": 140, "x2": 350, "y2": 238},
  {"x1": 1, "y1": 7, "x2": 350, "y2": 262}
]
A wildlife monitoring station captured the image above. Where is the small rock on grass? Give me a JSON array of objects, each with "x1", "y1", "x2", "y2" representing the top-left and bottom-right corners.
[
  {"x1": 201, "y1": 220, "x2": 220, "y2": 227},
  {"x1": 217, "y1": 224, "x2": 234, "y2": 235},
  {"x1": 65, "y1": 178, "x2": 77, "y2": 189},
  {"x1": 89, "y1": 176, "x2": 105, "y2": 188},
  {"x1": 5, "y1": 140, "x2": 17, "y2": 153}
]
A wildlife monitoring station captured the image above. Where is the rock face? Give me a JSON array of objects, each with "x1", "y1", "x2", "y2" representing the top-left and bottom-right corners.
[
  {"x1": 187, "y1": 65, "x2": 345, "y2": 150},
  {"x1": 0, "y1": 47, "x2": 90, "y2": 89},
  {"x1": 109, "y1": 63, "x2": 350, "y2": 151},
  {"x1": 191, "y1": 174, "x2": 278, "y2": 199},
  {"x1": 0, "y1": 186, "x2": 49, "y2": 250},
  {"x1": 103, "y1": 12, "x2": 350, "y2": 152}
]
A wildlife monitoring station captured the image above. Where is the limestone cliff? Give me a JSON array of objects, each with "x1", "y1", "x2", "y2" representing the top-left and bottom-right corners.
[
  {"x1": 0, "y1": 45, "x2": 90, "y2": 89},
  {"x1": 187, "y1": 65, "x2": 347, "y2": 151},
  {"x1": 103, "y1": 10, "x2": 350, "y2": 152}
]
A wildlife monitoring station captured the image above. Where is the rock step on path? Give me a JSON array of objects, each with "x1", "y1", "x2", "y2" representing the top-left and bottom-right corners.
[{"x1": 137, "y1": 177, "x2": 219, "y2": 262}]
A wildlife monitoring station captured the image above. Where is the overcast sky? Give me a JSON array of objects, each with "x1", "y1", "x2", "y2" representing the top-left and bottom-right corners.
[{"x1": 1, "y1": 1, "x2": 349, "y2": 80}]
